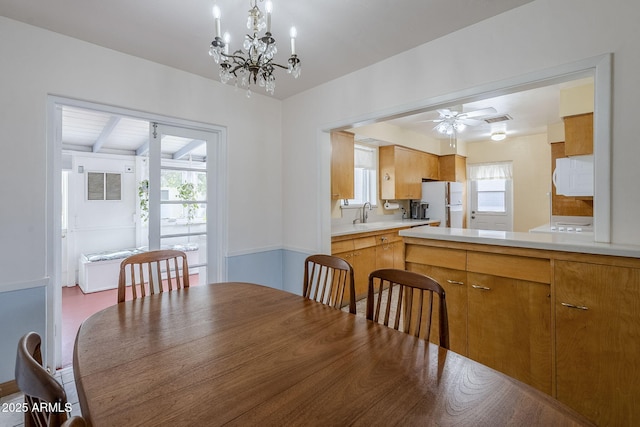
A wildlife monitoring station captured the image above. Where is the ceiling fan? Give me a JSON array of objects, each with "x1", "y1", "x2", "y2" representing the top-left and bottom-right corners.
[{"x1": 425, "y1": 106, "x2": 497, "y2": 135}]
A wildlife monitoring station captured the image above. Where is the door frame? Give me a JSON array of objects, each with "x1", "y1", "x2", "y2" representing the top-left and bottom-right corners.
[{"x1": 46, "y1": 96, "x2": 228, "y2": 370}]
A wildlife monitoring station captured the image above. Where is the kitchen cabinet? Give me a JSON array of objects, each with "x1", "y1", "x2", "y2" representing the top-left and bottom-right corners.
[
  {"x1": 403, "y1": 234, "x2": 640, "y2": 425},
  {"x1": 330, "y1": 131, "x2": 354, "y2": 200},
  {"x1": 332, "y1": 228, "x2": 409, "y2": 300},
  {"x1": 563, "y1": 113, "x2": 593, "y2": 156},
  {"x1": 375, "y1": 231, "x2": 405, "y2": 270},
  {"x1": 331, "y1": 237, "x2": 376, "y2": 300},
  {"x1": 420, "y1": 151, "x2": 440, "y2": 180},
  {"x1": 438, "y1": 154, "x2": 466, "y2": 182},
  {"x1": 466, "y1": 252, "x2": 552, "y2": 395},
  {"x1": 405, "y1": 245, "x2": 468, "y2": 355},
  {"x1": 555, "y1": 260, "x2": 640, "y2": 427},
  {"x1": 404, "y1": 241, "x2": 552, "y2": 394},
  {"x1": 379, "y1": 145, "x2": 438, "y2": 200}
]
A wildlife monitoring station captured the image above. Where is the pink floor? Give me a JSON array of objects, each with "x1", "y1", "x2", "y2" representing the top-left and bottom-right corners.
[{"x1": 61, "y1": 275, "x2": 200, "y2": 368}]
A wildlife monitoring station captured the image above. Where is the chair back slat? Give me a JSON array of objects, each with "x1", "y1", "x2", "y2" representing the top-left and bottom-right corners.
[
  {"x1": 303, "y1": 254, "x2": 356, "y2": 314},
  {"x1": 366, "y1": 269, "x2": 449, "y2": 349},
  {"x1": 118, "y1": 249, "x2": 190, "y2": 303}
]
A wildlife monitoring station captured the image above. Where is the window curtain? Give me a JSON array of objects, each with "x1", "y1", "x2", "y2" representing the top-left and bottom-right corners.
[
  {"x1": 468, "y1": 162, "x2": 513, "y2": 180},
  {"x1": 354, "y1": 144, "x2": 375, "y2": 169}
]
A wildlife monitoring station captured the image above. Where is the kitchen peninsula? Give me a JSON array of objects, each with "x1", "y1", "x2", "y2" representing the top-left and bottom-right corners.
[{"x1": 399, "y1": 225, "x2": 640, "y2": 427}]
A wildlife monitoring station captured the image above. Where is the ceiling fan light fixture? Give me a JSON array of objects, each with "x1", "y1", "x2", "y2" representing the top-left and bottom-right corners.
[{"x1": 491, "y1": 131, "x2": 506, "y2": 141}]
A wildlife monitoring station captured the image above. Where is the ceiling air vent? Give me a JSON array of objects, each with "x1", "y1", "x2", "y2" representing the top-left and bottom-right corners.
[{"x1": 484, "y1": 114, "x2": 512, "y2": 124}]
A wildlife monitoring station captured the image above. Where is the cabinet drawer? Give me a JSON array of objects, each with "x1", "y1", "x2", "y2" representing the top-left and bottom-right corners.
[
  {"x1": 331, "y1": 240, "x2": 354, "y2": 254},
  {"x1": 405, "y1": 245, "x2": 466, "y2": 270},
  {"x1": 353, "y1": 236, "x2": 377, "y2": 250},
  {"x1": 467, "y1": 252, "x2": 550, "y2": 283},
  {"x1": 376, "y1": 232, "x2": 402, "y2": 245}
]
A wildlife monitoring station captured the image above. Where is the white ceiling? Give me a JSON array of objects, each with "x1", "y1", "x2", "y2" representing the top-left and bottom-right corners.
[
  {"x1": 0, "y1": 0, "x2": 533, "y2": 100},
  {"x1": 4, "y1": 0, "x2": 581, "y2": 150}
]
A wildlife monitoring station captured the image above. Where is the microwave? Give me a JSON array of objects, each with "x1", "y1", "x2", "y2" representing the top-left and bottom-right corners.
[{"x1": 553, "y1": 155, "x2": 594, "y2": 197}]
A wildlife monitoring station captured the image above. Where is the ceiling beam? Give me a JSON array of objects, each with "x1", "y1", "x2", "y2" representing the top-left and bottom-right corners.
[
  {"x1": 92, "y1": 116, "x2": 120, "y2": 153},
  {"x1": 173, "y1": 139, "x2": 204, "y2": 160},
  {"x1": 136, "y1": 140, "x2": 149, "y2": 156}
]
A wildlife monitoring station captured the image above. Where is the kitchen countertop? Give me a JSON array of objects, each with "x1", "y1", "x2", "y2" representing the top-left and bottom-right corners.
[
  {"x1": 331, "y1": 219, "x2": 439, "y2": 237},
  {"x1": 399, "y1": 226, "x2": 640, "y2": 258}
]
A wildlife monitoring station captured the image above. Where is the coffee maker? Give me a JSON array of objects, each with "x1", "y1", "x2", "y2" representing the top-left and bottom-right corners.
[{"x1": 410, "y1": 201, "x2": 429, "y2": 219}]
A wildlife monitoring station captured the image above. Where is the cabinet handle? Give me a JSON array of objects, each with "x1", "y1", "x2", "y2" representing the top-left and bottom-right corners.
[
  {"x1": 472, "y1": 284, "x2": 491, "y2": 291},
  {"x1": 561, "y1": 302, "x2": 589, "y2": 311},
  {"x1": 447, "y1": 280, "x2": 465, "y2": 285}
]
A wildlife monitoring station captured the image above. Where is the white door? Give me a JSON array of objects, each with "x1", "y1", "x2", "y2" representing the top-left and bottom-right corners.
[
  {"x1": 469, "y1": 178, "x2": 513, "y2": 231},
  {"x1": 148, "y1": 123, "x2": 224, "y2": 285}
]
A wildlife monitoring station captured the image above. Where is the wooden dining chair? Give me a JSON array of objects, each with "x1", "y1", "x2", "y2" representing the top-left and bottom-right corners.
[
  {"x1": 303, "y1": 254, "x2": 356, "y2": 314},
  {"x1": 118, "y1": 249, "x2": 189, "y2": 303},
  {"x1": 366, "y1": 268, "x2": 449, "y2": 349},
  {"x1": 14, "y1": 332, "x2": 86, "y2": 427}
]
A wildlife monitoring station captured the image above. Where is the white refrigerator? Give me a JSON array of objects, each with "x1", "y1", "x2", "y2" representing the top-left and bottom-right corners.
[{"x1": 421, "y1": 181, "x2": 464, "y2": 228}]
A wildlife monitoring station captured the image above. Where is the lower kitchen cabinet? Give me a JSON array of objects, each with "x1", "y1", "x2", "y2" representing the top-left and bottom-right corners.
[
  {"x1": 555, "y1": 260, "x2": 640, "y2": 426},
  {"x1": 405, "y1": 241, "x2": 552, "y2": 394},
  {"x1": 332, "y1": 228, "x2": 408, "y2": 301},
  {"x1": 406, "y1": 263, "x2": 468, "y2": 355},
  {"x1": 467, "y1": 272, "x2": 551, "y2": 394},
  {"x1": 405, "y1": 244, "x2": 468, "y2": 354},
  {"x1": 375, "y1": 232, "x2": 405, "y2": 270},
  {"x1": 404, "y1": 236, "x2": 640, "y2": 425}
]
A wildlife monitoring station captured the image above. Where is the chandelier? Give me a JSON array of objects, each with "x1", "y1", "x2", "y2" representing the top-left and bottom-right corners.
[{"x1": 209, "y1": 0, "x2": 301, "y2": 97}]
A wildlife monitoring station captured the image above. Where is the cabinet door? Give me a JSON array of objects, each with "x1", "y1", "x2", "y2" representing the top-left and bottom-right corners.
[
  {"x1": 467, "y1": 273, "x2": 551, "y2": 394},
  {"x1": 420, "y1": 151, "x2": 440, "y2": 180},
  {"x1": 395, "y1": 147, "x2": 421, "y2": 199},
  {"x1": 352, "y1": 246, "x2": 377, "y2": 300},
  {"x1": 330, "y1": 131, "x2": 354, "y2": 199},
  {"x1": 406, "y1": 263, "x2": 468, "y2": 355},
  {"x1": 564, "y1": 113, "x2": 593, "y2": 156},
  {"x1": 555, "y1": 260, "x2": 640, "y2": 426}
]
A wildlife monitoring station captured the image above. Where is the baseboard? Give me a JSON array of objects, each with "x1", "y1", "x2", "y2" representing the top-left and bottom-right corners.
[{"x1": 0, "y1": 379, "x2": 19, "y2": 397}]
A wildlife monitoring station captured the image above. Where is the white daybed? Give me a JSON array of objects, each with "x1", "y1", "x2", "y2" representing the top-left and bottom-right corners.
[{"x1": 78, "y1": 244, "x2": 199, "y2": 293}]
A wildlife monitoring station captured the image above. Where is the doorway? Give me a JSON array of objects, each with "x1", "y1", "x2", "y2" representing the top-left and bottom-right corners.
[{"x1": 47, "y1": 96, "x2": 228, "y2": 369}]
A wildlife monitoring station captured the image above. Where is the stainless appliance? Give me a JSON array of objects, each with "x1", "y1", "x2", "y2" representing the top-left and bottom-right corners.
[{"x1": 421, "y1": 181, "x2": 463, "y2": 228}]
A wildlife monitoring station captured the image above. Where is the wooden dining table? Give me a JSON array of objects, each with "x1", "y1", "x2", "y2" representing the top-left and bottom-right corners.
[{"x1": 73, "y1": 282, "x2": 593, "y2": 426}]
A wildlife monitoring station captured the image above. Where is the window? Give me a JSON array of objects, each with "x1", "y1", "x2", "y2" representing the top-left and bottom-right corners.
[
  {"x1": 476, "y1": 179, "x2": 506, "y2": 212},
  {"x1": 345, "y1": 144, "x2": 377, "y2": 206},
  {"x1": 87, "y1": 172, "x2": 122, "y2": 201}
]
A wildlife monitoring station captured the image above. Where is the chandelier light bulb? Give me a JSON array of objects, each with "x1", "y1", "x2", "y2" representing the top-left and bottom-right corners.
[
  {"x1": 265, "y1": 1, "x2": 273, "y2": 33},
  {"x1": 290, "y1": 27, "x2": 297, "y2": 55},
  {"x1": 212, "y1": 5, "x2": 221, "y2": 38}
]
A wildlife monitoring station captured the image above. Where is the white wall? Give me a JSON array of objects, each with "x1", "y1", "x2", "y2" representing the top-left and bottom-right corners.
[
  {"x1": 0, "y1": 16, "x2": 283, "y2": 282},
  {"x1": 0, "y1": 16, "x2": 283, "y2": 382},
  {"x1": 282, "y1": 0, "x2": 640, "y2": 256}
]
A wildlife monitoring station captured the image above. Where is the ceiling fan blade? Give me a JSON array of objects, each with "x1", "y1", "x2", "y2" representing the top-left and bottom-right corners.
[
  {"x1": 460, "y1": 107, "x2": 497, "y2": 119},
  {"x1": 460, "y1": 118, "x2": 485, "y2": 126},
  {"x1": 437, "y1": 108, "x2": 453, "y2": 117}
]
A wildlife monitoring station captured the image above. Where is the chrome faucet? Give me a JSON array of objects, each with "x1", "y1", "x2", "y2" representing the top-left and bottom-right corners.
[{"x1": 362, "y1": 202, "x2": 372, "y2": 223}]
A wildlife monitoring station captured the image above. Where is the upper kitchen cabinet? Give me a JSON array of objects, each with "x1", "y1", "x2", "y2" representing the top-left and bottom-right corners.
[
  {"x1": 420, "y1": 151, "x2": 440, "y2": 181},
  {"x1": 438, "y1": 154, "x2": 466, "y2": 182},
  {"x1": 563, "y1": 113, "x2": 593, "y2": 156},
  {"x1": 330, "y1": 131, "x2": 354, "y2": 200},
  {"x1": 379, "y1": 145, "x2": 430, "y2": 200}
]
